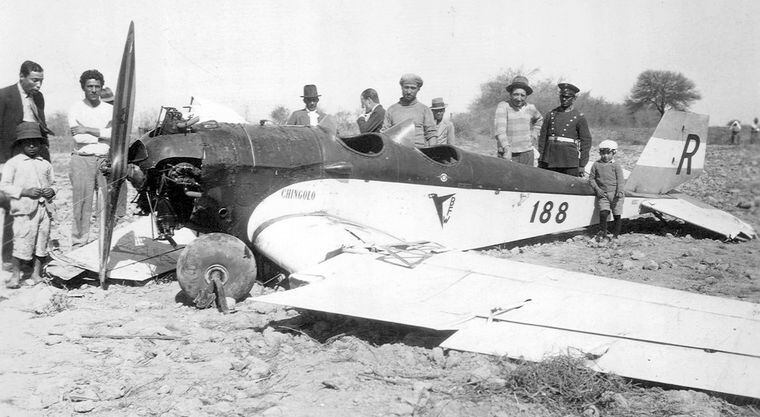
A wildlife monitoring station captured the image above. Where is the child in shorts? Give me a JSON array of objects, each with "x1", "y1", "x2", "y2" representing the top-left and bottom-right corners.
[
  {"x1": 0, "y1": 122, "x2": 55, "y2": 288},
  {"x1": 588, "y1": 139, "x2": 625, "y2": 241}
]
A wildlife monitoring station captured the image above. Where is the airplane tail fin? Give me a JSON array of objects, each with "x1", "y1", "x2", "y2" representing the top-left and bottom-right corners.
[{"x1": 624, "y1": 110, "x2": 709, "y2": 194}]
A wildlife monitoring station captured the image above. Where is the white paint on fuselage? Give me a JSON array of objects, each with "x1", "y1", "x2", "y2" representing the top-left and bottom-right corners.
[{"x1": 247, "y1": 179, "x2": 646, "y2": 250}]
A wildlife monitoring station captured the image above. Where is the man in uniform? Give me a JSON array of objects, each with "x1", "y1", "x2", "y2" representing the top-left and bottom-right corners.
[
  {"x1": 287, "y1": 84, "x2": 325, "y2": 126},
  {"x1": 357, "y1": 88, "x2": 385, "y2": 133},
  {"x1": 381, "y1": 73, "x2": 437, "y2": 147},
  {"x1": 431, "y1": 97, "x2": 455, "y2": 145},
  {"x1": 537, "y1": 83, "x2": 591, "y2": 177},
  {"x1": 493, "y1": 75, "x2": 543, "y2": 165}
]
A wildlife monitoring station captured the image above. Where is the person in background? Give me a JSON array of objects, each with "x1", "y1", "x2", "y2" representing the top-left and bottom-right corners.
[
  {"x1": 68, "y1": 69, "x2": 125, "y2": 248},
  {"x1": 430, "y1": 97, "x2": 455, "y2": 145},
  {"x1": 0, "y1": 122, "x2": 55, "y2": 288},
  {"x1": 99, "y1": 87, "x2": 115, "y2": 105},
  {"x1": 357, "y1": 88, "x2": 385, "y2": 133},
  {"x1": 751, "y1": 118, "x2": 759, "y2": 145},
  {"x1": 729, "y1": 120, "x2": 742, "y2": 145},
  {"x1": 381, "y1": 73, "x2": 437, "y2": 147},
  {"x1": 588, "y1": 139, "x2": 625, "y2": 241},
  {"x1": 493, "y1": 75, "x2": 543, "y2": 165},
  {"x1": 537, "y1": 83, "x2": 592, "y2": 177},
  {"x1": 287, "y1": 84, "x2": 326, "y2": 126}
]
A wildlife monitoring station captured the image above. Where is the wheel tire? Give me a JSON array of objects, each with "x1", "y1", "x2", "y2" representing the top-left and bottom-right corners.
[{"x1": 177, "y1": 233, "x2": 257, "y2": 306}]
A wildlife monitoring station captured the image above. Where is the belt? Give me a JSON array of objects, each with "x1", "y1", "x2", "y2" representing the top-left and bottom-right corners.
[
  {"x1": 550, "y1": 136, "x2": 577, "y2": 143},
  {"x1": 72, "y1": 151, "x2": 105, "y2": 157}
]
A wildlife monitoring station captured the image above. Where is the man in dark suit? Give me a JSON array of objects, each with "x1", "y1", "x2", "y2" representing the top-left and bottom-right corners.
[
  {"x1": 286, "y1": 84, "x2": 326, "y2": 126},
  {"x1": 357, "y1": 88, "x2": 385, "y2": 133},
  {"x1": 0, "y1": 60, "x2": 52, "y2": 163},
  {"x1": 0, "y1": 60, "x2": 51, "y2": 286}
]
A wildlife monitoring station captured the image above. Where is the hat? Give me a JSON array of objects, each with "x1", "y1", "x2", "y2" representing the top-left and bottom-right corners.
[
  {"x1": 598, "y1": 139, "x2": 618, "y2": 150},
  {"x1": 430, "y1": 97, "x2": 447, "y2": 110},
  {"x1": 301, "y1": 84, "x2": 321, "y2": 98},
  {"x1": 506, "y1": 76, "x2": 533, "y2": 95},
  {"x1": 399, "y1": 73, "x2": 423, "y2": 88},
  {"x1": 558, "y1": 83, "x2": 580, "y2": 95},
  {"x1": 100, "y1": 87, "x2": 114, "y2": 103},
  {"x1": 15, "y1": 121, "x2": 43, "y2": 142}
]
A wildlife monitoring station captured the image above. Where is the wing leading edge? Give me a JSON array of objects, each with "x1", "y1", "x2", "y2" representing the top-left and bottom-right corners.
[{"x1": 254, "y1": 250, "x2": 760, "y2": 399}]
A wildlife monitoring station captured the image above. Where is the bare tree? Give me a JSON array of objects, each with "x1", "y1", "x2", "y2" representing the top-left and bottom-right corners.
[
  {"x1": 269, "y1": 105, "x2": 290, "y2": 125},
  {"x1": 625, "y1": 70, "x2": 701, "y2": 116}
]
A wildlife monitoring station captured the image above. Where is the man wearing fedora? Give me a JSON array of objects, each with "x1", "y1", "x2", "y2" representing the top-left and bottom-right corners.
[
  {"x1": 287, "y1": 84, "x2": 325, "y2": 127},
  {"x1": 381, "y1": 73, "x2": 437, "y2": 147},
  {"x1": 431, "y1": 97, "x2": 455, "y2": 145},
  {"x1": 493, "y1": 76, "x2": 543, "y2": 165},
  {"x1": 357, "y1": 88, "x2": 385, "y2": 133},
  {"x1": 537, "y1": 83, "x2": 592, "y2": 177}
]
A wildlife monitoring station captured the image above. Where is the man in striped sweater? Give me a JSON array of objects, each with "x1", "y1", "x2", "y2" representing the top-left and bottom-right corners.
[{"x1": 493, "y1": 76, "x2": 543, "y2": 165}]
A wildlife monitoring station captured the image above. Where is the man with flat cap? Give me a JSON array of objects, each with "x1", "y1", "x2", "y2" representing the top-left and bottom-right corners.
[
  {"x1": 431, "y1": 97, "x2": 455, "y2": 145},
  {"x1": 287, "y1": 84, "x2": 326, "y2": 126},
  {"x1": 537, "y1": 83, "x2": 592, "y2": 177},
  {"x1": 493, "y1": 75, "x2": 543, "y2": 165},
  {"x1": 381, "y1": 73, "x2": 437, "y2": 147}
]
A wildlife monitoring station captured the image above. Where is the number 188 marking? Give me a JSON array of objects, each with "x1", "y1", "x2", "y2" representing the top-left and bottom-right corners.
[{"x1": 530, "y1": 201, "x2": 569, "y2": 223}]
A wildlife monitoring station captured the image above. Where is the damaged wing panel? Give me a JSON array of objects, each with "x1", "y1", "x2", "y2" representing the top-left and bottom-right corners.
[
  {"x1": 641, "y1": 194, "x2": 757, "y2": 241},
  {"x1": 254, "y1": 250, "x2": 760, "y2": 398}
]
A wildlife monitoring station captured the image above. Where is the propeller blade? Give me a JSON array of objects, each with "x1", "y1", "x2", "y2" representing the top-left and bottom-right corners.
[{"x1": 99, "y1": 22, "x2": 136, "y2": 288}]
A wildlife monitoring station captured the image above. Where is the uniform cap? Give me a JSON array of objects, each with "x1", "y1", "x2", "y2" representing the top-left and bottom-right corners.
[{"x1": 558, "y1": 82, "x2": 580, "y2": 95}]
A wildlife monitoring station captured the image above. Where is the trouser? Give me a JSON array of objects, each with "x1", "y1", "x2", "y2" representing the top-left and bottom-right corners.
[
  {"x1": 510, "y1": 150, "x2": 534, "y2": 166},
  {"x1": 70, "y1": 154, "x2": 127, "y2": 248}
]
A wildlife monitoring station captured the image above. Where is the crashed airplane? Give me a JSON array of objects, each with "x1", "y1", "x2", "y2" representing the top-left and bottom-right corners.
[{"x1": 62, "y1": 23, "x2": 760, "y2": 399}]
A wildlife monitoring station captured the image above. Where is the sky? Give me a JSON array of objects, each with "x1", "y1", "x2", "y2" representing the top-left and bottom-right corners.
[{"x1": 1, "y1": 0, "x2": 758, "y2": 126}]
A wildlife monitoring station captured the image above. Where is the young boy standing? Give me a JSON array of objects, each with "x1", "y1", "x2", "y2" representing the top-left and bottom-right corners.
[
  {"x1": 588, "y1": 139, "x2": 625, "y2": 241},
  {"x1": 0, "y1": 122, "x2": 55, "y2": 288}
]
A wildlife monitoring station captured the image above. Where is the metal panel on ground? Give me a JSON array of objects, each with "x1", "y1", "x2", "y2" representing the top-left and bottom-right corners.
[
  {"x1": 52, "y1": 216, "x2": 197, "y2": 280},
  {"x1": 641, "y1": 195, "x2": 757, "y2": 240}
]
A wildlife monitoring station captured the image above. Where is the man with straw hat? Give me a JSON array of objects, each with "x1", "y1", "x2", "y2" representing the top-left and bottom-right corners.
[
  {"x1": 493, "y1": 75, "x2": 543, "y2": 165},
  {"x1": 430, "y1": 97, "x2": 455, "y2": 145},
  {"x1": 287, "y1": 84, "x2": 326, "y2": 126}
]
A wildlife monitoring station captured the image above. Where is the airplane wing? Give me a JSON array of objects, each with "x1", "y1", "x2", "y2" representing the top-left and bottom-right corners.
[
  {"x1": 640, "y1": 194, "x2": 757, "y2": 241},
  {"x1": 255, "y1": 248, "x2": 760, "y2": 399}
]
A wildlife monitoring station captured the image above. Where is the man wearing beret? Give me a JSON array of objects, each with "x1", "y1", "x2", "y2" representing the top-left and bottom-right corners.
[
  {"x1": 537, "y1": 83, "x2": 592, "y2": 177},
  {"x1": 287, "y1": 84, "x2": 326, "y2": 126},
  {"x1": 381, "y1": 73, "x2": 437, "y2": 147},
  {"x1": 493, "y1": 76, "x2": 543, "y2": 165}
]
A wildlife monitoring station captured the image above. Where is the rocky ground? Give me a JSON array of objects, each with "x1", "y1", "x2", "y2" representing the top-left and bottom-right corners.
[{"x1": 0, "y1": 138, "x2": 759, "y2": 416}]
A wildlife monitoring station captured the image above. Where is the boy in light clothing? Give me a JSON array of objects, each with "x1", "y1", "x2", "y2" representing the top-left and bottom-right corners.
[
  {"x1": 0, "y1": 122, "x2": 55, "y2": 288},
  {"x1": 588, "y1": 140, "x2": 625, "y2": 241}
]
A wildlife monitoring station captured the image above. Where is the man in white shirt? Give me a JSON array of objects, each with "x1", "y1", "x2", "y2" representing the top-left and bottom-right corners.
[{"x1": 67, "y1": 69, "x2": 124, "y2": 248}]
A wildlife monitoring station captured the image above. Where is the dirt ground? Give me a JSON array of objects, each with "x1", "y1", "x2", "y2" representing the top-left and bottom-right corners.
[{"x1": 1, "y1": 138, "x2": 759, "y2": 417}]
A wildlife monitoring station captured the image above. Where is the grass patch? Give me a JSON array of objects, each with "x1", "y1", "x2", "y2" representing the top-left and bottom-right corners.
[{"x1": 478, "y1": 355, "x2": 632, "y2": 414}]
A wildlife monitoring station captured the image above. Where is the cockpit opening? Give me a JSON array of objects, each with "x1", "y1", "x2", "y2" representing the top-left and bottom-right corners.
[
  {"x1": 338, "y1": 133, "x2": 384, "y2": 155},
  {"x1": 419, "y1": 145, "x2": 460, "y2": 165}
]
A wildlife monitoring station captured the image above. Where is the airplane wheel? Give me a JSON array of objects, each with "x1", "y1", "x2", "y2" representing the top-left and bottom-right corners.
[{"x1": 177, "y1": 233, "x2": 257, "y2": 308}]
